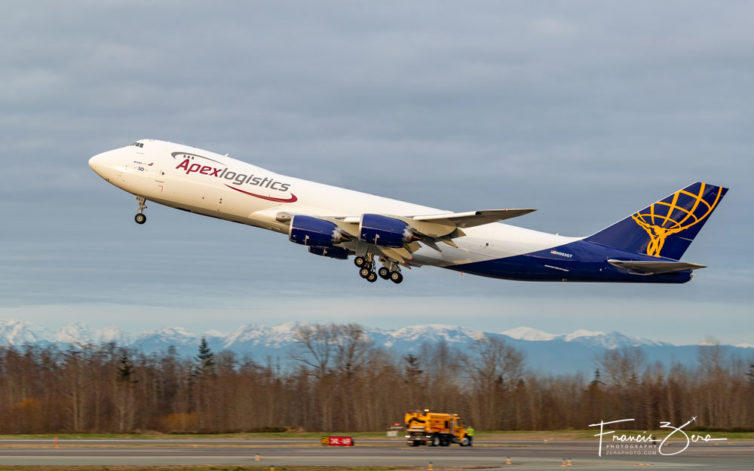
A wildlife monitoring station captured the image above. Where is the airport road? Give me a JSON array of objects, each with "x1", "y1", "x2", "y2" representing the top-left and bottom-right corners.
[{"x1": 0, "y1": 438, "x2": 751, "y2": 470}]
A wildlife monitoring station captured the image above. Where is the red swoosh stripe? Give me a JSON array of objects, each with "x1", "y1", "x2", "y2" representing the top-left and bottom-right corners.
[{"x1": 225, "y1": 184, "x2": 298, "y2": 203}]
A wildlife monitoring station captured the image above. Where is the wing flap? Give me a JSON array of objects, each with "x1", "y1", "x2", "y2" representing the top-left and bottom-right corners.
[
  {"x1": 376, "y1": 246, "x2": 415, "y2": 264},
  {"x1": 608, "y1": 259, "x2": 706, "y2": 274}
]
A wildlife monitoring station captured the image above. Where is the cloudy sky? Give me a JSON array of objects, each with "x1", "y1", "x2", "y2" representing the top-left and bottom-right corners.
[{"x1": 1, "y1": 1, "x2": 752, "y2": 346}]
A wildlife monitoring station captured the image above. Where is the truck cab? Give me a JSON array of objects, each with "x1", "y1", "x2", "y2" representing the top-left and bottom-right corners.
[{"x1": 404, "y1": 409, "x2": 470, "y2": 447}]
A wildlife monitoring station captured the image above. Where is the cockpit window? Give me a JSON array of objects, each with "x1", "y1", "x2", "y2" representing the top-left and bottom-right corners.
[{"x1": 130, "y1": 142, "x2": 144, "y2": 148}]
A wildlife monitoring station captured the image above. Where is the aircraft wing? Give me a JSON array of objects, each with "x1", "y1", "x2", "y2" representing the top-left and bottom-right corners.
[
  {"x1": 607, "y1": 259, "x2": 706, "y2": 274},
  {"x1": 264, "y1": 207, "x2": 536, "y2": 265},
  {"x1": 412, "y1": 209, "x2": 536, "y2": 228},
  {"x1": 334, "y1": 208, "x2": 535, "y2": 252}
]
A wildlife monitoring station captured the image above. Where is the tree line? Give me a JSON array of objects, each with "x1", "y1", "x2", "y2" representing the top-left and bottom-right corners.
[{"x1": 0, "y1": 323, "x2": 751, "y2": 433}]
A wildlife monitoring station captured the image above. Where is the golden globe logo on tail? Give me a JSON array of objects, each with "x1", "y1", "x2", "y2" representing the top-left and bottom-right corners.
[{"x1": 630, "y1": 183, "x2": 724, "y2": 257}]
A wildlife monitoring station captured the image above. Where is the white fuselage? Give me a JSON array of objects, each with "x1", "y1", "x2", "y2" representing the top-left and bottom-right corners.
[{"x1": 89, "y1": 139, "x2": 579, "y2": 269}]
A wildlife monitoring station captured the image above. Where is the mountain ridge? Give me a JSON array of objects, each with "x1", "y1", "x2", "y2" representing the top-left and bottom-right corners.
[{"x1": 1, "y1": 319, "x2": 749, "y2": 375}]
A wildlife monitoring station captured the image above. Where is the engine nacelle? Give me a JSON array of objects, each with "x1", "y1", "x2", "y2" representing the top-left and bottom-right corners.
[
  {"x1": 289, "y1": 215, "x2": 343, "y2": 247},
  {"x1": 308, "y1": 246, "x2": 349, "y2": 260},
  {"x1": 359, "y1": 214, "x2": 413, "y2": 247}
]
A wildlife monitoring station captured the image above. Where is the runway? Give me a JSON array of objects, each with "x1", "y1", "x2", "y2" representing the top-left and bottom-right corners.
[{"x1": 0, "y1": 438, "x2": 751, "y2": 470}]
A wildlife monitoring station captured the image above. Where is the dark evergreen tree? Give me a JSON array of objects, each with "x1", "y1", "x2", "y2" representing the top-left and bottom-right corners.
[
  {"x1": 195, "y1": 337, "x2": 216, "y2": 377},
  {"x1": 403, "y1": 354, "x2": 423, "y2": 379},
  {"x1": 117, "y1": 350, "x2": 135, "y2": 383},
  {"x1": 590, "y1": 368, "x2": 605, "y2": 387}
]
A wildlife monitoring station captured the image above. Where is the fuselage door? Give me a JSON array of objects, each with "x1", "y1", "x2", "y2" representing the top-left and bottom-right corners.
[{"x1": 153, "y1": 160, "x2": 167, "y2": 194}]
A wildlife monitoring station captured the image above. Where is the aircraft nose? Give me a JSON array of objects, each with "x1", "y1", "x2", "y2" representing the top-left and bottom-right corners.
[
  {"x1": 88, "y1": 149, "x2": 121, "y2": 180},
  {"x1": 88, "y1": 153, "x2": 102, "y2": 172}
]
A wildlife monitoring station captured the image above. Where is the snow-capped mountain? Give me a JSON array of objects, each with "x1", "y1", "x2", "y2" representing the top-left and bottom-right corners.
[
  {"x1": 95, "y1": 326, "x2": 130, "y2": 345},
  {"x1": 55, "y1": 323, "x2": 94, "y2": 345},
  {"x1": 502, "y1": 326, "x2": 669, "y2": 349},
  {"x1": 223, "y1": 321, "x2": 304, "y2": 349},
  {"x1": 53, "y1": 323, "x2": 131, "y2": 347},
  {"x1": 0, "y1": 320, "x2": 749, "y2": 374},
  {"x1": 0, "y1": 320, "x2": 131, "y2": 348},
  {"x1": 132, "y1": 326, "x2": 228, "y2": 355},
  {"x1": 501, "y1": 326, "x2": 556, "y2": 341},
  {"x1": 386, "y1": 324, "x2": 484, "y2": 344},
  {"x1": 0, "y1": 320, "x2": 42, "y2": 345}
]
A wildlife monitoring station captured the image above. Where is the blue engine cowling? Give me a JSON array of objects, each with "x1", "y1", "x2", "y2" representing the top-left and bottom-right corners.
[
  {"x1": 359, "y1": 214, "x2": 413, "y2": 247},
  {"x1": 308, "y1": 246, "x2": 349, "y2": 260},
  {"x1": 289, "y1": 215, "x2": 343, "y2": 246}
]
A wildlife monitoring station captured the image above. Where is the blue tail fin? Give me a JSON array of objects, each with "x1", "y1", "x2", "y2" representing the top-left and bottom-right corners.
[{"x1": 586, "y1": 182, "x2": 728, "y2": 260}]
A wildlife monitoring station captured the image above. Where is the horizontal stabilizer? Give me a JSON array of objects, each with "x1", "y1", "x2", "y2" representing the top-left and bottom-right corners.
[
  {"x1": 412, "y1": 209, "x2": 536, "y2": 228},
  {"x1": 608, "y1": 259, "x2": 706, "y2": 274}
]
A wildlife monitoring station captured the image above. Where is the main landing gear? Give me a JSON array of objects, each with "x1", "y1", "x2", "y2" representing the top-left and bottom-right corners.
[
  {"x1": 355, "y1": 255, "x2": 377, "y2": 283},
  {"x1": 354, "y1": 255, "x2": 403, "y2": 284},
  {"x1": 134, "y1": 196, "x2": 147, "y2": 224}
]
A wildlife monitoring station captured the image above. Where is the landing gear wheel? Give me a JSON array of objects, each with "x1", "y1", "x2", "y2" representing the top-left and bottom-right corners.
[
  {"x1": 367, "y1": 272, "x2": 378, "y2": 282},
  {"x1": 378, "y1": 267, "x2": 390, "y2": 279},
  {"x1": 354, "y1": 256, "x2": 366, "y2": 267},
  {"x1": 359, "y1": 267, "x2": 371, "y2": 278},
  {"x1": 134, "y1": 196, "x2": 148, "y2": 225},
  {"x1": 390, "y1": 272, "x2": 403, "y2": 284}
]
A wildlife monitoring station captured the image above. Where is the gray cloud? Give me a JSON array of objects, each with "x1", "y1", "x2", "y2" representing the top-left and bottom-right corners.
[{"x1": 1, "y1": 1, "x2": 752, "y2": 343}]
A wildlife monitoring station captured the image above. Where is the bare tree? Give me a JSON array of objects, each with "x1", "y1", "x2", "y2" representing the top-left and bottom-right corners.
[
  {"x1": 114, "y1": 348, "x2": 137, "y2": 432},
  {"x1": 290, "y1": 323, "x2": 340, "y2": 378},
  {"x1": 598, "y1": 347, "x2": 645, "y2": 389},
  {"x1": 333, "y1": 323, "x2": 371, "y2": 380},
  {"x1": 465, "y1": 335, "x2": 525, "y2": 429},
  {"x1": 0, "y1": 327, "x2": 752, "y2": 433}
]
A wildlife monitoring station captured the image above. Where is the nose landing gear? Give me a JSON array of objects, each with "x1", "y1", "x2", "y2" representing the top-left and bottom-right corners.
[{"x1": 134, "y1": 196, "x2": 147, "y2": 224}]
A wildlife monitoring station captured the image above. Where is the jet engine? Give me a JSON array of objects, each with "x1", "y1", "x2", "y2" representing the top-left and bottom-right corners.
[
  {"x1": 289, "y1": 215, "x2": 344, "y2": 246},
  {"x1": 308, "y1": 246, "x2": 349, "y2": 260},
  {"x1": 359, "y1": 214, "x2": 414, "y2": 247}
]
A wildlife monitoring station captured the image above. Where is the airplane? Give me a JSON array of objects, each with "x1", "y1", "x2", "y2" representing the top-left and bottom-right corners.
[{"x1": 89, "y1": 139, "x2": 728, "y2": 284}]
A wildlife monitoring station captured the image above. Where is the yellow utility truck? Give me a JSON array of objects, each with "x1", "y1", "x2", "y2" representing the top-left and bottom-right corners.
[{"x1": 404, "y1": 409, "x2": 471, "y2": 447}]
